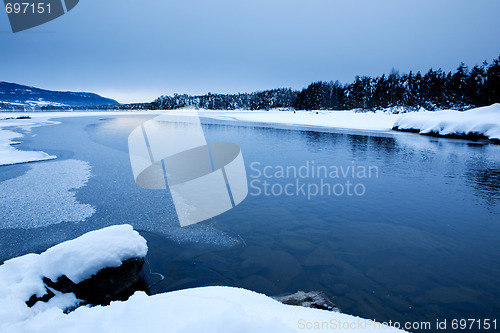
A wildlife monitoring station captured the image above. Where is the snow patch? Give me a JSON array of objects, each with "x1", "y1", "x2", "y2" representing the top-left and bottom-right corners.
[
  {"x1": 0, "y1": 117, "x2": 57, "y2": 166},
  {"x1": 0, "y1": 128, "x2": 55, "y2": 166}
]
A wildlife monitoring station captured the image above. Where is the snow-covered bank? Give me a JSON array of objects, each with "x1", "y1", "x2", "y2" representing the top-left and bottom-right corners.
[
  {"x1": 0, "y1": 117, "x2": 56, "y2": 166},
  {"x1": 0, "y1": 225, "x2": 407, "y2": 333},
  {"x1": 10, "y1": 287, "x2": 408, "y2": 333},
  {"x1": 202, "y1": 106, "x2": 500, "y2": 143},
  {"x1": 201, "y1": 109, "x2": 399, "y2": 132},
  {"x1": 392, "y1": 104, "x2": 500, "y2": 142}
]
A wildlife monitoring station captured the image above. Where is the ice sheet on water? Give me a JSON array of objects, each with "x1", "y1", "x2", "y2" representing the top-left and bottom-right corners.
[
  {"x1": 0, "y1": 159, "x2": 95, "y2": 229},
  {"x1": 162, "y1": 223, "x2": 239, "y2": 246}
]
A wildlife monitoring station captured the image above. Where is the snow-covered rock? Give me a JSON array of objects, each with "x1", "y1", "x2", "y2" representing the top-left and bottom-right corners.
[
  {"x1": 273, "y1": 291, "x2": 339, "y2": 312},
  {"x1": 43, "y1": 257, "x2": 146, "y2": 305},
  {"x1": 392, "y1": 104, "x2": 500, "y2": 142},
  {"x1": 0, "y1": 225, "x2": 148, "y2": 328},
  {"x1": 39, "y1": 225, "x2": 147, "y2": 284},
  {"x1": 39, "y1": 225, "x2": 148, "y2": 305}
]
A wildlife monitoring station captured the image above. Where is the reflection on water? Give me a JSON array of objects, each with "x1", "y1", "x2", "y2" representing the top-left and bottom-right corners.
[
  {"x1": 467, "y1": 166, "x2": 500, "y2": 206},
  {"x1": 1, "y1": 115, "x2": 499, "y2": 332}
]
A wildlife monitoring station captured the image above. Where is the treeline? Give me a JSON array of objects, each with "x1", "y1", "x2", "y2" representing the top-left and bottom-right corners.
[
  {"x1": 152, "y1": 56, "x2": 500, "y2": 111},
  {"x1": 150, "y1": 88, "x2": 297, "y2": 111},
  {"x1": 0, "y1": 103, "x2": 23, "y2": 111}
]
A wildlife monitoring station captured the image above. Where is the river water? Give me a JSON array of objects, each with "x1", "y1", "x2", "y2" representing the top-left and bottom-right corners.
[{"x1": 1, "y1": 114, "x2": 499, "y2": 331}]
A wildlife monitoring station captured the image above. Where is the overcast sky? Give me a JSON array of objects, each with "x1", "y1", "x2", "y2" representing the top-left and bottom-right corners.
[{"x1": 1, "y1": 0, "x2": 499, "y2": 103}]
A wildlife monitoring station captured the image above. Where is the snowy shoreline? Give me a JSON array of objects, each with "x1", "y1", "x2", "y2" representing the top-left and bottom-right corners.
[
  {"x1": 1, "y1": 104, "x2": 499, "y2": 167},
  {"x1": 392, "y1": 104, "x2": 500, "y2": 143},
  {"x1": 201, "y1": 105, "x2": 500, "y2": 143},
  {"x1": 0, "y1": 117, "x2": 57, "y2": 166}
]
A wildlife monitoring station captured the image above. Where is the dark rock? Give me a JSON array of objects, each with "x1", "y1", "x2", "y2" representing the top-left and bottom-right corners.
[
  {"x1": 43, "y1": 258, "x2": 146, "y2": 305},
  {"x1": 273, "y1": 291, "x2": 340, "y2": 312},
  {"x1": 26, "y1": 287, "x2": 55, "y2": 307}
]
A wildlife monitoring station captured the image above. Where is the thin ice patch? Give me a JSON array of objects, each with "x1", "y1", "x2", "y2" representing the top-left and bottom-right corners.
[
  {"x1": 163, "y1": 224, "x2": 239, "y2": 246},
  {"x1": 133, "y1": 214, "x2": 239, "y2": 247},
  {"x1": 0, "y1": 159, "x2": 95, "y2": 229}
]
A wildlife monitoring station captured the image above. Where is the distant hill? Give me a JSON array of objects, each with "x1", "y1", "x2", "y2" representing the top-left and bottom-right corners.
[{"x1": 0, "y1": 82, "x2": 119, "y2": 110}]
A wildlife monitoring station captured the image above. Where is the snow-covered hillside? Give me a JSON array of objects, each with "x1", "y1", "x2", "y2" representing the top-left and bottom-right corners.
[{"x1": 0, "y1": 82, "x2": 119, "y2": 110}]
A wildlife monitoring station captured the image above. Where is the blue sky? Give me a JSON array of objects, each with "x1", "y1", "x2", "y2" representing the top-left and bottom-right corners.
[{"x1": 1, "y1": 0, "x2": 499, "y2": 103}]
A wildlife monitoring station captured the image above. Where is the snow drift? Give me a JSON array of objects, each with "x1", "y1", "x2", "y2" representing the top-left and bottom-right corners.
[
  {"x1": 392, "y1": 104, "x2": 500, "y2": 142},
  {"x1": 6, "y1": 287, "x2": 408, "y2": 333}
]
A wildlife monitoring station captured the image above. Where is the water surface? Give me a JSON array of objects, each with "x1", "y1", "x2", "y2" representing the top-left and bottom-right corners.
[{"x1": 1, "y1": 114, "x2": 499, "y2": 331}]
